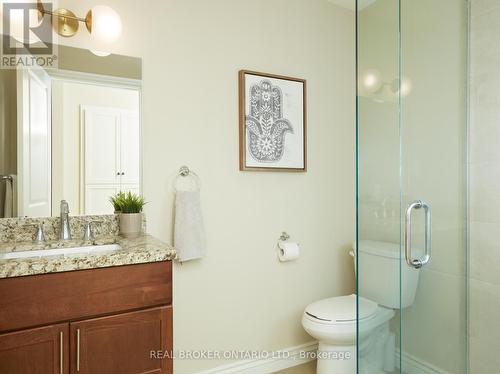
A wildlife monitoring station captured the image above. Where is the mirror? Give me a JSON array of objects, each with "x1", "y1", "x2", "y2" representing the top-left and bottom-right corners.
[{"x1": 0, "y1": 44, "x2": 142, "y2": 218}]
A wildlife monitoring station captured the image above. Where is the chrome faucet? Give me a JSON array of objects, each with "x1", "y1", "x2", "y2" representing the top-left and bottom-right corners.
[{"x1": 60, "y1": 200, "x2": 72, "y2": 240}]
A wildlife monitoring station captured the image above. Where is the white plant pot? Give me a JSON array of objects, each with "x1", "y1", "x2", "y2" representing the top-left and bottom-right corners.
[{"x1": 119, "y1": 213, "x2": 142, "y2": 238}]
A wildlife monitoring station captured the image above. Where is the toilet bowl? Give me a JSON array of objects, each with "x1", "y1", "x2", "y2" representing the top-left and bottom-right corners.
[
  {"x1": 302, "y1": 240, "x2": 420, "y2": 374},
  {"x1": 302, "y1": 294, "x2": 395, "y2": 373}
]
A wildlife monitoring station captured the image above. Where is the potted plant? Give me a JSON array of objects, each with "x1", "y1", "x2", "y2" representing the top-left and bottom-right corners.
[
  {"x1": 109, "y1": 191, "x2": 126, "y2": 214},
  {"x1": 110, "y1": 192, "x2": 146, "y2": 238}
]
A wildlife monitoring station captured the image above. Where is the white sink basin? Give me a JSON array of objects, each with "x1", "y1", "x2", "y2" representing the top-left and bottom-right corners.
[{"x1": 0, "y1": 244, "x2": 121, "y2": 260}]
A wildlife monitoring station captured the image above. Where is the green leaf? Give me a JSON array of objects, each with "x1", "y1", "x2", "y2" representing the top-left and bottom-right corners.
[{"x1": 109, "y1": 191, "x2": 146, "y2": 213}]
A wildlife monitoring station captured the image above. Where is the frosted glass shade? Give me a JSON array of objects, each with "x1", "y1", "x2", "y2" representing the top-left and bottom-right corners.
[
  {"x1": 89, "y1": 5, "x2": 122, "y2": 44},
  {"x1": 360, "y1": 69, "x2": 382, "y2": 94},
  {"x1": 90, "y1": 50, "x2": 111, "y2": 57}
]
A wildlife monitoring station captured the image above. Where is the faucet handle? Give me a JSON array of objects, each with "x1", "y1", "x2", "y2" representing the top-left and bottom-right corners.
[
  {"x1": 60, "y1": 200, "x2": 69, "y2": 214},
  {"x1": 83, "y1": 221, "x2": 95, "y2": 241},
  {"x1": 24, "y1": 222, "x2": 46, "y2": 242},
  {"x1": 35, "y1": 222, "x2": 46, "y2": 243}
]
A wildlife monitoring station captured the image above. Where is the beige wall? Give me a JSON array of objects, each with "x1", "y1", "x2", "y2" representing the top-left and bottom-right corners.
[
  {"x1": 0, "y1": 70, "x2": 17, "y2": 175},
  {"x1": 52, "y1": 81, "x2": 139, "y2": 215},
  {"x1": 53, "y1": 1, "x2": 356, "y2": 373},
  {"x1": 470, "y1": 1, "x2": 500, "y2": 372},
  {"x1": 358, "y1": 1, "x2": 468, "y2": 373}
]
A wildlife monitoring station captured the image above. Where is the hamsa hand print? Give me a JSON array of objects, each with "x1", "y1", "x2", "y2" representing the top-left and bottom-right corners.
[{"x1": 245, "y1": 80, "x2": 293, "y2": 162}]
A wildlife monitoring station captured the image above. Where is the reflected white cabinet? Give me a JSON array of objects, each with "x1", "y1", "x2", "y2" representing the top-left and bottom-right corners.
[
  {"x1": 81, "y1": 106, "x2": 140, "y2": 215},
  {"x1": 119, "y1": 113, "x2": 141, "y2": 185}
]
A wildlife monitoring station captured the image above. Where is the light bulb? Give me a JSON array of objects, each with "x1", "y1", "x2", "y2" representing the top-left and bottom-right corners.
[
  {"x1": 90, "y1": 50, "x2": 111, "y2": 57},
  {"x1": 88, "y1": 5, "x2": 122, "y2": 44},
  {"x1": 1, "y1": 0, "x2": 42, "y2": 44},
  {"x1": 400, "y1": 77, "x2": 412, "y2": 97},
  {"x1": 360, "y1": 69, "x2": 382, "y2": 94},
  {"x1": 390, "y1": 77, "x2": 412, "y2": 97}
]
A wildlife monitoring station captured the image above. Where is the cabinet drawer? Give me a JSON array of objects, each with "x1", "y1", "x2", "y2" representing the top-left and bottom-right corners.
[
  {"x1": 70, "y1": 306, "x2": 172, "y2": 374},
  {"x1": 0, "y1": 261, "x2": 172, "y2": 332}
]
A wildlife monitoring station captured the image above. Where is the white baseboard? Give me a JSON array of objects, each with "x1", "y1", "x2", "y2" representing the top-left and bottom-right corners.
[
  {"x1": 194, "y1": 343, "x2": 448, "y2": 374},
  {"x1": 195, "y1": 341, "x2": 318, "y2": 374},
  {"x1": 396, "y1": 349, "x2": 450, "y2": 374}
]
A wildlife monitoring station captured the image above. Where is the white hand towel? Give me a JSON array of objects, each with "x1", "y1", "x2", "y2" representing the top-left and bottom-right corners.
[{"x1": 174, "y1": 190, "x2": 206, "y2": 262}]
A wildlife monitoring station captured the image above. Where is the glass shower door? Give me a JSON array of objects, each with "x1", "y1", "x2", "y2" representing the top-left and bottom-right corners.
[
  {"x1": 399, "y1": 1, "x2": 468, "y2": 373},
  {"x1": 356, "y1": 1, "x2": 468, "y2": 373}
]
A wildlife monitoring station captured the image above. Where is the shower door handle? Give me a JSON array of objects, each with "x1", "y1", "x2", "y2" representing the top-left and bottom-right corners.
[{"x1": 404, "y1": 200, "x2": 431, "y2": 269}]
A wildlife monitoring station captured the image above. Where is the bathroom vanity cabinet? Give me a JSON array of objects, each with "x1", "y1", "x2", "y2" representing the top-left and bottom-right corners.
[{"x1": 0, "y1": 261, "x2": 173, "y2": 374}]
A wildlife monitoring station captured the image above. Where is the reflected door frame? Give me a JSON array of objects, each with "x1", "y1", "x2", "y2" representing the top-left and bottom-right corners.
[
  {"x1": 17, "y1": 64, "x2": 52, "y2": 217},
  {"x1": 48, "y1": 69, "x2": 142, "y2": 216}
]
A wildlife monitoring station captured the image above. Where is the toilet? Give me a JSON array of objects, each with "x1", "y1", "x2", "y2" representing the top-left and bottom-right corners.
[{"x1": 302, "y1": 240, "x2": 420, "y2": 374}]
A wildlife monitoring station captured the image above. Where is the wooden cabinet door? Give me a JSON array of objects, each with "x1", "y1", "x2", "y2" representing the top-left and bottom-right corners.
[
  {"x1": 0, "y1": 323, "x2": 68, "y2": 374},
  {"x1": 70, "y1": 306, "x2": 172, "y2": 374}
]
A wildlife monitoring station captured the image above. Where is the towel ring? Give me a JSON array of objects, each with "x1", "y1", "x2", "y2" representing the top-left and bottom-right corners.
[{"x1": 174, "y1": 166, "x2": 201, "y2": 191}]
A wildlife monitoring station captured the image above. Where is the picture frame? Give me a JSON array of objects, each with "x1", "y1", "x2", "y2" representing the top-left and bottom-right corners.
[{"x1": 239, "y1": 70, "x2": 307, "y2": 172}]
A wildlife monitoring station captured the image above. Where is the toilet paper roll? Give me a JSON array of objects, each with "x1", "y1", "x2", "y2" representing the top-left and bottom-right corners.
[{"x1": 278, "y1": 242, "x2": 300, "y2": 262}]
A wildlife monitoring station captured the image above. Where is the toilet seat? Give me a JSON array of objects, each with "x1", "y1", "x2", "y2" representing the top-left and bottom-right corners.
[
  {"x1": 304, "y1": 294, "x2": 377, "y2": 325},
  {"x1": 301, "y1": 294, "x2": 395, "y2": 346}
]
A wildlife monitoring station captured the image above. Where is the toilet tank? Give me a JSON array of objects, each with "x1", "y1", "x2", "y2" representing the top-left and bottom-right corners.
[{"x1": 351, "y1": 240, "x2": 420, "y2": 309}]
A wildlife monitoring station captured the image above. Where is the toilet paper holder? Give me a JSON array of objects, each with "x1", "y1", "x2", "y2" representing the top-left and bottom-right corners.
[
  {"x1": 276, "y1": 232, "x2": 300, "y2": 261},
  {"x1": 279, "y1": 231, "x2": 290, "y2": 241}
]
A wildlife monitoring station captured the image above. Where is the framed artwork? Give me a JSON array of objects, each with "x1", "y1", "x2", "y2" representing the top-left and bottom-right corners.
[{"x1": 239, "y1": 70, "x2": 307, "y2": 172}]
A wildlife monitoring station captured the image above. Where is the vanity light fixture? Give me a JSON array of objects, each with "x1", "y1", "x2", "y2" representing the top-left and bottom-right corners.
[
  {"x1": 36, "y1": 0, "x2": 122, "y2": 43},
  {"x1": 359, "y1": 68, "x2": 412, "y2": 99}
]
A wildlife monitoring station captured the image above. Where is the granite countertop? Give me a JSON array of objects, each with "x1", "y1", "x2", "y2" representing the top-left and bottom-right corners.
[{"x1": 0, "y1": 234, "x2": 176, "y2": 279}]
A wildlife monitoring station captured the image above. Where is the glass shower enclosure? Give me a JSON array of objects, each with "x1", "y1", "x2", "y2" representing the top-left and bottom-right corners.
[{"x1": 356, "y1": 1, "x2": 469, "y2": 373}]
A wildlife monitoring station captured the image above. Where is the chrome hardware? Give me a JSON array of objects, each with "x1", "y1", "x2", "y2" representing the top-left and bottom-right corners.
[
  {"x1": 174, "y1": 165, "x2": 201, "y2": 191},
  {"x1": 179, "y1": 165, "x2": 190, "y2": 177},
  {"x1": 25, "y1": 222, "x2": 46, "y2": 243},
  {"x1": 279, "y1": 231, "x2": 290, "y2": 241},
  {"x1": 404, "y1": 200, "x2": 431, "y2": 269},
  {"x1": 82, "y1": 221, "x2": 95, "y2": 241},
  {"x1": 76, "y1": 328, "x2": 80, "y2": 372},
  {"x1": 35, "y1": 223, "x2": 46, "y2": 243},
  {"x1": 0, "y1": 175, "x2": 13, "y2": 182},
  {"x1": 59, "y1": 200, "x2": 72, "y2": 240},
  {"x1": 59, "y1": 331, "x2": 63, "y2": 374}
]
